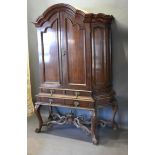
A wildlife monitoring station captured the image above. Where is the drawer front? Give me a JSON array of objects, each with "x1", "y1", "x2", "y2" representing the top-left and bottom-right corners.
[
  {"x1": 65, "y1": 91, "x2": 91, "y2": 97},
  {"x1": 64, "y1": 99, "x2": 94, "y2": 108},
  {"x1": 36, "y1": 96, "x2": 65, "y2": 105},
  {"x1": 48, "y1": 98, "x2": 94, "y2": 108},
  {"x1": 37, "y1": 97, "x2": 49, "y2": 102},
  {"x1": 40, "y1": 89, "x2": 62, "y2": 95},
  {"x1": 49, "y1": 98, "x2": 64, "y2": 105},
  {"x1": 40, "y1": 87, "x2": 92, "y2": 97},
  {"x1": 36, "y1": 97, "x2": 94, "y2": 109}
]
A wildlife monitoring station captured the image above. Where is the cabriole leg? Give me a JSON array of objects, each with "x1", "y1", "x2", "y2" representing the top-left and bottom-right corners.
[
  {"x1": 34, "y1": 104, "x2": 43, "y2": 133},
  {"x1": 111, "y1": 100, "x2": 118, "y2": 130},
  {"x1": 91, "y1": 110, "x2": 98, "y2": 145}
]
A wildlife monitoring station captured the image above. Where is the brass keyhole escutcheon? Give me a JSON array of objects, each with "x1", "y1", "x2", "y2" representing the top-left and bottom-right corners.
[
  {"x1": 61, "y1": 48, "x2": 67, "y2": 56},
  {"x1": 74, "y1": 101, "x2": 79, "y2": 107},
  {"x1": 63, "y1": 51, "x2": 66, "y2": 56},
  {"x1": 49, "y1": 99, "x2": 53, "y2": 105},
  {"x1": 50, "y1": 89, "x2": 55, "y2": 96}
]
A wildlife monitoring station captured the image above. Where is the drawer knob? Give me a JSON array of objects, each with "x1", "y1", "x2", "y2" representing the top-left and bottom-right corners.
[
  {"x1": 75, "y1": 91, "x2": 80, "y2": 98},
  {"x1": 74, "y1": 101, "x2": 79, "y2": 107},
  {"x1": 50, "y1": 89, "x2": 55, "y2": 96}
]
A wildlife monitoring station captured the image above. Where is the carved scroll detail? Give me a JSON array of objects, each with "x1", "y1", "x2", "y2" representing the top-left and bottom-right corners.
[{"x1": 47, "y1": 113, "x2": 92, "y2": 135}]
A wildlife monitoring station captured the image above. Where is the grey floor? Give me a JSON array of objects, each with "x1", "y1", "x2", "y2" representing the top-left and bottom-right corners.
[{"x1": 28, "y1": 113, "x2": 128, "y2": 155}]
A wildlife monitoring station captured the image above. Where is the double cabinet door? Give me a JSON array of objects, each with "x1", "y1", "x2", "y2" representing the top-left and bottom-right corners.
[{"x1": 38, "y1": 11, "x2": 91, "y2": 90}]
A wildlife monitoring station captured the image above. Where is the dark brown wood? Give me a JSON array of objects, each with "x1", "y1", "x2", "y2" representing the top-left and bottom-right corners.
[
  {"x1": 34, "y1": 104, "x2": 43, "y2": 133},
  {"x1": 91, "y1": 110, "x2": 98, "y2": 144},
  {"x1": 61, "y1": 12, "x2": 86, "y2": 87},
  {"x1": 33, "y1": 3, "x2": 117, "y2": 144},
  {"x1": 33, "y1": 4, "x2": 113, "y2": 27},
  {"x1": 111, "y1": 99, "x2": 119, "y2": 129}
]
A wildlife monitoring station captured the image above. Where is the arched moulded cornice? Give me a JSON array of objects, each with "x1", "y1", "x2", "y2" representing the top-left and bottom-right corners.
[
  {"x1": 84, "y1": 13, "x2": 114, "y2": 24},
  {"x1": 33, "y1": 3, "x2": 114, "y2": 27}
]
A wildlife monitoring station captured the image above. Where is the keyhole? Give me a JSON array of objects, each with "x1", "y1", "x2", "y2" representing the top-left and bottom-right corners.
[{"x1": 61, "y1": 49, "x2": 66, "y2": 56}]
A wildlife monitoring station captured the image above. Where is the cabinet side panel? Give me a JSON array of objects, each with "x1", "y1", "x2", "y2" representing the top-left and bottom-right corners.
[
  {"x1": 92, "y1": 25, "x2": 111, "y2": 90},
  {"x1": 93, "y1": 27, "x2": 105, "y2": 85}
]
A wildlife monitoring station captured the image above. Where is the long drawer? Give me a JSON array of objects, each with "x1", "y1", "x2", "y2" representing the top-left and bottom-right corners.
[
  {"x1": 48, "y1": 98, "x2": 94, "y2": 108},
  {"x1": 36, "y1": 93, "x2": 94, "y2": 108},
  {"x1": 36, "y1": 93, "x2": 94, "y2": 102},
  {"x1": 40, "y1": 87, "x2": 92, "y2": 97}
]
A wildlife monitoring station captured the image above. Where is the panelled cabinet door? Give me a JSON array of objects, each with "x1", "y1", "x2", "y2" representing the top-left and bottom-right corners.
[
  {"x1": 60, "y1": 11, "x2": 91, "y2": 90},
  {"x1": 37, "y1": 13, "x2": 62, "y2": 87}
]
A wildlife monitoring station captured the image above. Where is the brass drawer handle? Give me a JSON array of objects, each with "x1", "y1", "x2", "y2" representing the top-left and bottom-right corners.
[
  {"x1": 49, "y1": 99, "x2": 53, "y2": 104},
  {"x1": 73, "y1": 101, "x2": 79, "y2": 107},
  {"x1": 50, "y1": 89, "x2": 55, "y2": 96},
  {"x1": 75, "y1": 91, "x2": 80, "y2": 98}
]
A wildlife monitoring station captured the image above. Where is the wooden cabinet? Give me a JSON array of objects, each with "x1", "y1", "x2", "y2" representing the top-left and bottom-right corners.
[{"x1": 33, "y1": 3, "x2": 118, "y2": 144}]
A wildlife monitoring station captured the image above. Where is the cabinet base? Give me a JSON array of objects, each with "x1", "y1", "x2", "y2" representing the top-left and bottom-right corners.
[{"x1": 34, "y1": 102, "x2": 118, "y2": 145}]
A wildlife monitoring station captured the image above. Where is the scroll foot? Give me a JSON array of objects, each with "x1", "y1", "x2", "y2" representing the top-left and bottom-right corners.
[
  {"x1": 92, "y1": 136, "x2": 98, "y2": 145},
  {"x1": 35, "y1": 128, "x2": 41, "y2": 133}
]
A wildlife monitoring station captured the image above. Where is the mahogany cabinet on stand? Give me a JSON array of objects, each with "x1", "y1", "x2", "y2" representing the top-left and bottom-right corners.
[{"x1": 33, "y1": 3, "x2": 118, "y2": 144}]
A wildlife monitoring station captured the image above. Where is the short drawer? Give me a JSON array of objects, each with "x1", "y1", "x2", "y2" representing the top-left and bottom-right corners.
[
  {"x1": 64, "y1": 99, "x2": 94, "y2": 108},
  {"x1": 49, "y1": 98, "x2": 64, "y2": 105},
  {"x1": 65, "y1": 91, "x2": 92, "y2": 98},
  {"x1": 40, "y1": 88, "x2": 63, "y2": 94},
  {"x1": 37, "y1": 97, "x2": 49, "y2": 102},
  {"x1": 36, "y1": 96, "x2": 65, "y2": 105}
]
